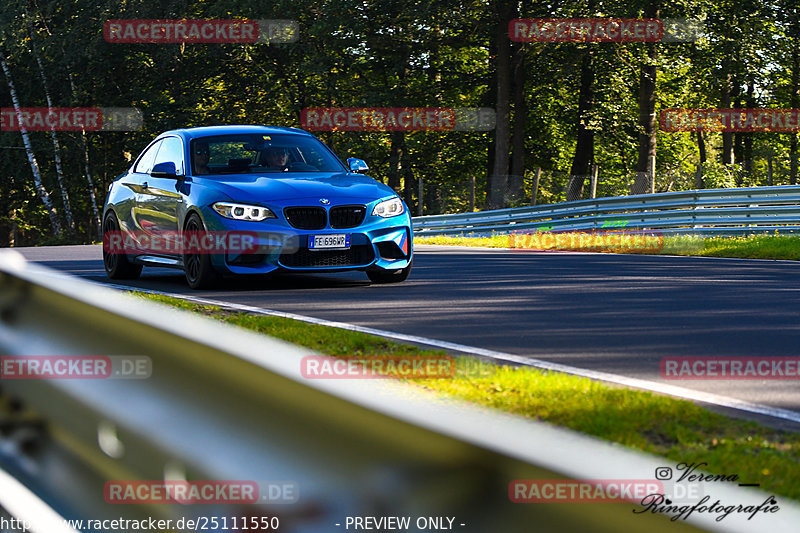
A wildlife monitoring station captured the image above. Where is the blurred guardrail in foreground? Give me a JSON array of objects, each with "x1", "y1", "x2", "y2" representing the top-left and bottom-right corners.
[
  {"x1": 412, "y1": 185, "x2": 800, "y2": 237},
  {"x1": 0, "y1": 252, "x2": 798, "y2": 532}
]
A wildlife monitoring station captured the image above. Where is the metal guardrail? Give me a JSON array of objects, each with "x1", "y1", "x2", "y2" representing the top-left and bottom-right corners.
[
  {"x1": 412, "y1": 185, "x2": 800, "y2": 237},
  {"x1": 0, "y1": 252, "x2": 798, "y2": 532}
]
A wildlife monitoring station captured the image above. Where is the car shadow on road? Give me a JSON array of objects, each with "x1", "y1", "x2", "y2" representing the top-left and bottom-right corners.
[
  {"x1": 114, "y1": 270, "x2": 372, "y2": 293},
  {"x1": 220, "y1": 272, "x2": 371, "y2": 291}
]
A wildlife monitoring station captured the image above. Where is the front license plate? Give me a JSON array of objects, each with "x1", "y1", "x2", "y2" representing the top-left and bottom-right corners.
[{"x1": 309, "y1": 234, "x2": 351, "y2": 250}]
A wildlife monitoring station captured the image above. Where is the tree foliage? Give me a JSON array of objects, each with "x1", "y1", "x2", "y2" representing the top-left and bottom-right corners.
[{"x1": 0, "y1": 0, "x2": 798, "y2": 244}]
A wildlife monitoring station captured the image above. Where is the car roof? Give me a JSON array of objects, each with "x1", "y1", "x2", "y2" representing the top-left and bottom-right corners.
[{"x1": 159, "y1": 125, "x2": 312, "y2": 141}]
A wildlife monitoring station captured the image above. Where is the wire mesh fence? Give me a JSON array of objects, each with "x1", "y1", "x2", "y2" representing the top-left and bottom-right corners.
[
  {"x1": 527, "y1": 161, "x2": 799, "y2": 207},
  {"x1": 413, "y1": 159, "x2": 798, "y2": 215}
]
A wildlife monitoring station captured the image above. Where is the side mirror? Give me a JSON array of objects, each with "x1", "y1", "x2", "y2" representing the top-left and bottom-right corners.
[
  {"x1": 151, "y1": 161, "x2": 180, "y2": 178},
  {"x1": 347, "y1": 158, "x2": 369, "y2": 174}
]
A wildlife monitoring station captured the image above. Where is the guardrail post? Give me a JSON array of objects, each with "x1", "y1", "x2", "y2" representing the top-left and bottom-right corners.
[{"x1": 531, "y1": 167, "x2": 541, "y2": 206}]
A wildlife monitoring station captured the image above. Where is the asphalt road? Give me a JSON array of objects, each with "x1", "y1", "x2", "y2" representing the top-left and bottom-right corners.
[{"x1": 15, "y1": 244, "x2": 800, "y2": 423}]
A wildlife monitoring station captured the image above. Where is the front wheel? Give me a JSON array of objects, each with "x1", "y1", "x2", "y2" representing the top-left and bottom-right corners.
[
  {"x1": 367, "y1": 260, "x2": 412, "y2": 284},
  {"x1": 183, "y1": 213, "x2": 222, "y2": 289},
  {"x1": 102, "y1": 212, "x2": 142, "y2": 280}
]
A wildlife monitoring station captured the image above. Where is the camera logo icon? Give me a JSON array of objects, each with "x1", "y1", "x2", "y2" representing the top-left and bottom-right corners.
[{"x1": 655, "y1": 467, "x2": 673, "y2": 480}]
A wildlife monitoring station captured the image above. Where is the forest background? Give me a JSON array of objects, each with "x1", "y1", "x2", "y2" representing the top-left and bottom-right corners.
[{"x1": 0, "y1": 0, "x2": 798, "y2": 245}]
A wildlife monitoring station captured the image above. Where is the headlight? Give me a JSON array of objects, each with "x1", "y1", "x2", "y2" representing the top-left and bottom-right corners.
[
  {"x1": 212, "y1": 202, "x2": 276, "y2": 221},
  {"x1": 372, "y1": 197, "x2": 405, "y2": 218}
]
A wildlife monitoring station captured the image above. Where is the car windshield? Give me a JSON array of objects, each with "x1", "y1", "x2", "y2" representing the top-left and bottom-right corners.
[{"x1": 190, "y1": 133, "x2": 345, "y2": 175}]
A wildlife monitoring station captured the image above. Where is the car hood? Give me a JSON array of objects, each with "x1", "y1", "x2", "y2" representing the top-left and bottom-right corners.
[{"x1": 200, "y1": 172, "x2": 396, "y2": 204}]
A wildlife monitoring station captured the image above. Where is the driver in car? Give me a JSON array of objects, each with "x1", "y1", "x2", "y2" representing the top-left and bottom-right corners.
[
  {"x1": 265, "y1": 146, "x2": 290, "y2": 171},
  {"x1": 193, "y1": 141, "x2": 211, "y2": 175}
]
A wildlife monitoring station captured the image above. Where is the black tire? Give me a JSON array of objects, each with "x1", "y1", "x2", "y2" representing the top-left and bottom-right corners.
[
  {"x1": 102, "y1": 212, "x2": 142, "y2": 280},
  {"x1": 367, "y1": 259, "x2": 412, "y2": 284},
  {"x1": 183, "y1": 213, "x2": 222, "y2": 289}
]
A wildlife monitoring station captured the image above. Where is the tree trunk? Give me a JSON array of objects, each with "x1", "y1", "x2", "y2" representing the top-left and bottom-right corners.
[
  {"x1": 743, "y1": 80, "x2": 754, "y2": 175},
  {"x1": 39, "y1": 6, "x2": 103, "y2": 236},
  {"x1": 697, "y1": 130, "x2": 707, "y2": 164},
  {"x1": 632, "y1": 4, "x2": 659, "y2": 194},
  {"x1": 387, "y1": 131, "x2": 403, "y2": 192},
  {"x1": 566, "y1": 51, "x2": 594, "y2": 201},
  {"x1": 509, "y1": 40, "x2": 526, "y2": 203},
  {"x1": 484, "y1": 22, "x2": 498, "y2": 210},
  {"x1": 790, "y1": 35, "x2": 799, "y2": 185},
  {"x1": 696, "y1": 131, "x2": 706, "y2": 189},
  {"x1": 398, "y1": 136, "x2": 415, "y2": 212},
  {"x1": 0, "y1": 53, "x2": 62, "y2": 236},
  {"x1": 484, "y1": 137, "x2": 495, "y2": 209},
  {"x1": 31, "y1": 38, "x2": 75, "y2": 235},
  {"x1": 489, "y1": 1, "x2": 513, "y2": 209},
  {"x1": 720, "y1": 57, "x2": 734, "y2": 166},
  {"x1": 732, "y1": 74, "x2": 743, "y2": 185}
]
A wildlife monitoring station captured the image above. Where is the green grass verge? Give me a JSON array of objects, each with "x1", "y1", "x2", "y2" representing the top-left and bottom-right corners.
[
  {"x1": 134, "y1": 292, "x2": 800, "y2": 501},
  {"x1": 417, "y1": 233, "x2": 800, "y2": 260}
]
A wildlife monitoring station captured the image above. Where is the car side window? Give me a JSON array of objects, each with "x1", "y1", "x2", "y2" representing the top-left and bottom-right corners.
[
  {"x1": 133, "y1": 140, "x2": 162, "y2": 174},
  {"x1": 153, "y1": 136, "x2": 185, "y2": 175}
]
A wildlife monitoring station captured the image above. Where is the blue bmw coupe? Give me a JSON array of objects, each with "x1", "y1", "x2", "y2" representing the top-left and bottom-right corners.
[{"x1": 102, "y1": 125, "x2": 413, "y2": 288}]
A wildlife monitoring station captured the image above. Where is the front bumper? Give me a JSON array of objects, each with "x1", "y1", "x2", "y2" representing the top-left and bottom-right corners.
[{"x1": 201, "y1": 205, "x2": 413, "y2": 275}]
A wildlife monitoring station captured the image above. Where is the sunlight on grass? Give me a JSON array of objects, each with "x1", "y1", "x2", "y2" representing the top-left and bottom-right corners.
[
  {"x1": 416, "y1": 232, "x2": 800, "y2": 261},
  {"x1": 133, "y1": 292, "x2": 800, "y2": 501}
]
